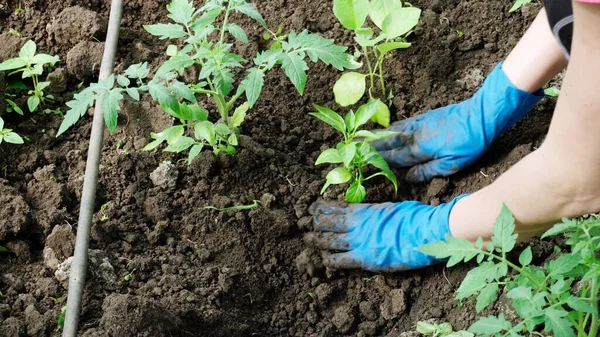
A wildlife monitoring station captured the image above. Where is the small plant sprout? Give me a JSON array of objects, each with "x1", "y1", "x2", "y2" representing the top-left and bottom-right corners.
[
  {"x1": 418, "y1": 206, "x2": 600, "y2": 337},
  {"x1": 509, "y1": 0, "x2": 533, "y2": 12},
  {"x1": 56, "y1": 305, "x2": 67, "y2": 330},
  {"x1": 0, "y1": 117, "x2": 24, "y2": 145},
  {"x1": 331, "y1": 0, "x2": 421, "y2": 127},
  {"x1": 312, "y1": 99, "x2": 398, "y2": 203},
  {"x1": 0, "y1": 246, "x2": 10, "y2": 253},
  {"x1": 8, "y1": 28, "x2": 22, "y2": 38},
  {"x1": 59, "y1": 0, "x2": 356, "y2": 163},
  {"x1": 416, "y1": 321, "x2": 473, "y2": 337},
  {"x1": 123, "y1": 269, "x2": 136, "y2": 282},
  {"x1": 0, "y1": 40, "x2": 60, "y2": 113},
  {"x1": 544, "y1": 86, "x2": 560, "y2": 97}
]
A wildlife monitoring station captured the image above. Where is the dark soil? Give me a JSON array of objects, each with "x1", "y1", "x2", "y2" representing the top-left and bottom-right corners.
[{"x1": 0, "y1": 0, "x2": 561, "y2": 336}]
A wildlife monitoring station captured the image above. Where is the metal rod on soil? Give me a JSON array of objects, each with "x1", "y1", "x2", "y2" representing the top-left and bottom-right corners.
[{"x1": 62, "y1": 0, "x2": 123, "y2": 335}]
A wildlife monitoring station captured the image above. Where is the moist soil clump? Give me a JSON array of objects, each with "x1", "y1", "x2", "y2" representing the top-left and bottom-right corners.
[{"x1": 0, "y1": 0, "x2": 560, "y2": 336}]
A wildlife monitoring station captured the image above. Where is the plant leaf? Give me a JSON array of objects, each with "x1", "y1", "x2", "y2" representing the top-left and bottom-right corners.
[
  {"x1": 416, "y1": 321, "x2": 437, "y2": 335},
  {"x1": 0, "y1": 58, "x2": 27, "y2": 71},
  {"x1": 167, "y1": 0, "x2": 195, "y2": 25},
  {"x1": 57, "y1": 87, "x2": 97, "y2": 136},
  {"x1": 32, "y1": 53, "x2": 60, "y2": 66},
  {"x1": 101, "y1": 88, "x2": 124, "y2": 134},
  {"x1": 144, "y1": 23, "x2": 187, "y2": 40},
  {"x1": 416, "y1": 235, "x2": 479, "y2": 267},
  {"x1": 227, "y1": 23, "x2": 248, "y2": 43},
  {"x1": 382, "y1": 7, "x2": 421, "y2": 39},
  {"x1": 19, "y1": 40, "x2": 36, "y2": 60},
  {"x1": 155, "y1": 55, "x2": 195, "y2": 78},
  {"x1": 519, "y1": 247, "x2": 532, "y2": 267},
  {"x1": 187, "y1": 144, "x2": 204, "y2": 164},
  {"x1": 542, "y1": 218, "x2": 577, "y2": 238},
  {"x1": 333, "y1": 72, "x2": 366, "y2": 107},
  {"x1": 230, "y1": 0, "x2": 267, "y2": 28},
  {"x1": 117, "y1": 75, "x2": 130, "y2": 87},
  {"x1": 369, "y1": 0, "x2": 403, "y2": 29},
  {"x1": 126, "y1": 88, "x2": 140, "y2": 101},
  {"x1": 339, "y1": 142, "x2": 357, "y2": 167},
  {"x1": 345, "y1": 183, "x2": 366, "y2": 203},
  {"x1": 491, "y1": 204, "x2": 518, "y2": 253},
  {"x1": 278, "y1": 52, "x2": 308, "y2": 95},
  {"x1": 231, "y1": 102, "x2": 249, "y2": 128},
  {"x1": 510, "y1": 0, "x2": 533, "y2": 12},
  {"x1": 283, "y1": 30, "x2": 356, "y2": 70},
  {"x1": 164, "y1": 136, "x2": 195, "y2": 152},
  {"x1": 309, "y1": 105, "x2": 345, "y2": 133},
  {"x1": 333, "y1": 0, "x2": 370, "y2": 30},
  {"x1": 242, "y1": 68, "x2": 264, "y2": 107},
  {"x1": 376, "y1": 41, "x2": 412, "y2": 54},
  {"x1": 326, "y1": 167, "x2": 352, "y2": 185},
  {"x1": 544, "y1": 309, "x2": 575, "y2": 337},
  {"x1": 566, "y1": 296, "x2": 595, "y2": 314},
  {"x1": 468, "y1": 314, "x2": 512, "y2": 335},
  {"x1": 27, "y1": 96, "x2": 40, "y2": 113},
  {"x1": 316, "y1": 148, "x2": 343, "y2": 165},
  {"x1": 5, "y1": 99, "x2": 24, "y2": 116},
  {"x1": 355, "y1": 100, "x2": 380, "y2": 127},
  {"x1": 195, "y1": 121, "x2": 216, "y2": 145},
  {"x1": 124, "y1": 62, "x2": 151, "y2": 79},
  {"x1": 476, "y1": 283, "x2": 498, "y2": 313},
  {"x1": 3, "y1": 132, "x2": 24, "y2": 144}
]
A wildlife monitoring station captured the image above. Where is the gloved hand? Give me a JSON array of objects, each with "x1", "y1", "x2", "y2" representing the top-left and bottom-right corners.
[
  {"x1": 372, "y1": 62, "x2": 544, "y2": 183},
  {"x1": 305, "y1": 195, "x2": 467, "y2": 271}
]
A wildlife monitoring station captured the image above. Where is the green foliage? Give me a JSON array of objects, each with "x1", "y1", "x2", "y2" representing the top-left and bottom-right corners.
[
  {"x1": 418, "y1": 207, "x2": 600, "y2": 337},
  {"x1": 331, "y1": 0, "x2": 421, "y2": 127},
  {"x1": 56, "y1": 306, "x2": 66, "y2": 330},
  {"x1": 509, "y1": 0, "x2": 533, "y2": 12},
  {"x1": 416, "y1": 321, "x2": 474, "y2": 337},
  {"x1": 0, "y1": 117, "x2": 24, "y2": 145},
  {"x1": 312, "y1": 99, "x2": 398, "y2": 203},
  {"x1": 0, "y1": 40, "x2": 60, "y2": 114},
  {"x1": 59, "y1": 0, "x2": 355, "y2": 163},
  {"x1": 544, "y1": 86, "x2": 560, "y2": 98}
]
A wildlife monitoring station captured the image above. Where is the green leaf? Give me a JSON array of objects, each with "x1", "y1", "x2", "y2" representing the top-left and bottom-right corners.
[
  {"x1": 19, "y1": 40, "x2": 36, "y2": 60},
  {"x1": 22, "y1": 63, "x2": 44, "y2": 79},
  {"x1": 214, "y1": 68, "x2": 235, "y2": 96},
  {"x1": 339, "y1": 143, "x2": 357, "y2": 167},
  {"x1": 547, "y1": 253, "x2": 580, "y2": 279},
  {"x1": 369, "y1": 0, "x2": 403, "y2": 29},
  {"x1": 102, "y1": 88, "x2": 123, "y2": 134},
  {"x1": 165, "y1": 136, "x2": 195, "y2": 152},
  {"x1": 144, "y1": 23, "x2": 187, "y2": 40},
  {"x1": 345, "y1": 183, "x2": 366, "y2": 203},
  {"x1": 316, "y1": 149, "x2": 343, "y2": 165},
  {"x1": 0, "y1": 58, "x2": 27, "y2": 71},
  {"x1": 476, "y1": 283, "x2": 498, "y2": 313},
  {"x1": 143, "y1": 135, "x2": 165, "y2": 151},
  {"x1": 148, "y1": 81, "x2": 178, "y2": 110},
  {"x1": 124, "y1": 62, "x2": 150, "y2": 79},
  {"x1": 309, "y1": 105, "x2": 346, "y2": 133},
  {"x1": 230, "y1": 0, "x2": 267, "y2": 27},
  {"x1": 355, "y1": 100, "x2": 380, "y2": 128},
  {"x1": 0, "y1": 245, "x2": 9, "y2": 253},
  {"x1": 382, "y1": 7, "x2": 421, "y2": 39},
  {"x1": 491, "y1": 204, "x2": 518, "y2": 253},
  {"x1": 519, "y1": 247, "x2": 532, "y2": 266},
  {"x1": 446, "y1": 332, "x2": 474, "y2": 337},
  {"x1": 507, "y1": 286, "x2": 532, "y2": 300},
  {"x1": 544, "y1": 309, "x2": 575, "y2": 337},
  {"x1": 227, "y1": 23, "x2": 248, "y2": 43},
  {"x1": 371, "y1": 99, "x2": 390, "y2": 127},
  {"x1": 376, "y1": 41, "x2": 412, "y2": 54},
  {"x1": 345, "y1": 110, "x2": 356, "y2": 132},
  {"x1": 283, "y1": 30, "x2": 356, "y2": 70},
  {"x1": 416, "y1": 235, "x2": 479, "y2": 267},
  {"x1": 5, "y1": 99, "x2": 24, "y2": 115},
  {"x1": 366, "y1": 152, "x2": 397, "y2": 191},
  {"x1": 155, "y1": 55, "x2": 195, "y2": 78},
  {"x1": 278, "y1": 52, "x2": 308, "y2": 95},
  {"x1": 326, "y1": 167, "x2": 352, "y2": 185},
  {"x1": 32, "y1": 53, "x2": 60, "y2": 66},
  {"x1": 3, "y1": 132, "x2": 24, "y2": 144},
  {"x1": 57, "y1": 87, "x2": 97, "y2": 136},
  {"x1": 188, "y1": 144, "x2": 204, "y2": 164},
  {"x1": 27, "y1": 96, "x2": 40, "y2": 112},
  {"x1": 0, "y1": 117, "x2": 4, "y2": 131},
  {"x1": 166, "y1": 45, "x2": 178, "y2": 56},
  {"x1": 194, "y1": 8, "x2": 221, "y2": 31},
  {"x1": 167, "y1": 0, "x2": 195, "y2": 25},
  {"x1": 231, "y1": 102, "x2": 249, "y2": 128},
  {"x1": 416, "y1": 321, "x2": 436, "y2": 335},
  {"x1": 468, "y1": 314, "x2": 512, "y2": 335},
  {"x1": 566, "y1": 296, "x2": 595, "y2": 314},
  {"x1": 126, "y1": 88, "x2": 140, "y2": 101},
  {"x1": 242, "y1": 68, "x2": 264, "y2": 107},
  {"x1": 117, "y1": 75, "x2": 130, "y2": 87},
  {"x1": 510, "y1": 0, "x2": 533, "y2": 12},
  {"x1": 164, "y1": 125, "x2": 184, "y2": 144},
  {"x1": 333, "y1": 0, "x2": 370, "y2": 30},
  {"x1": 544, "y1": 86, "x2": 560, "y2": 97},
  {"x1": 333, "y1": 72, "x2": 366, "y2": 107},
  {"x1": 542, "y1": 219, "x2": 577, "y2": 238},
  {"x1": 195, "y1": 121, "x2": 216, "y2": 144},
  {"x1": 171, "y1": 80, "x2": 196, "y2": 102},
  {"x1": 228, "y1": 133, "x2": 238, "y2": 146}
]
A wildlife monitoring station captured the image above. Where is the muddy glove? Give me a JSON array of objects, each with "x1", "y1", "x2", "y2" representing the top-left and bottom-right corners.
[
  {"x1": 305, "y1": 195, "x2": 467, "y2": 271},
  {"x1": 372, "y1": 62, "x2": 543, "y2": 183}
]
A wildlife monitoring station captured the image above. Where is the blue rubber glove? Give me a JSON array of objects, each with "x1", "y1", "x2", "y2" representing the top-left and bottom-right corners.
[
  {"x1": 372, "y1": 62, "x2": 544, "y2": 183},
  {"x1": 306, "y1": 195, "x2": 467, "y2": 271}
]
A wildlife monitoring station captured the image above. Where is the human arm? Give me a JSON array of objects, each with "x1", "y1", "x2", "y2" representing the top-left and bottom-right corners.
[{"x1": 449, "y1": 1, "x2": 600, "y2": 242}]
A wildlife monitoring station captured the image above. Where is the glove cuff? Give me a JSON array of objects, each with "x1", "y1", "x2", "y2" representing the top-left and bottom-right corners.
[{"x1": 478, "y1": 62, "x2": 544, "y2": 141}]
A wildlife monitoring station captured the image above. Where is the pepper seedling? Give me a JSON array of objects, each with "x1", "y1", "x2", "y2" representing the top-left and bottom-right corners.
[
  {"x1": 331, "y1": 0, "x2": 421, "y2": 127},
  {"x1": 312, "y1": 99, "x2": 398, "y2": 203},
  {"x1": 58, "y1": 0, "x2": 357, "y2": 164},
  {"x1": 0, "y1": 40, "x2": 60, "y2": 114}
]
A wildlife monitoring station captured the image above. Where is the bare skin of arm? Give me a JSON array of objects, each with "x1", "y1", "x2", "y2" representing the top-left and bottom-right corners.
[{"x1": 449, "y1": 2, "x2": 600, "y2": 242}]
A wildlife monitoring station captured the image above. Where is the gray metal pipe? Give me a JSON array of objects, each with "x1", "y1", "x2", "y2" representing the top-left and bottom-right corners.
[{"x1": 62, "y1": 0, "x2": 123, "y2": 335}]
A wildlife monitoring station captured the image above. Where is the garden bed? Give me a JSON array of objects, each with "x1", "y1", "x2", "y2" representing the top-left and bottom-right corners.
[{"x1": 0, "y1": 0, "x2": 561, "y2": 336}]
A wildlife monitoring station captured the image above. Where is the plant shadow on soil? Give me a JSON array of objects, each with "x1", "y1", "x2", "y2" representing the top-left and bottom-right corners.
[{"x1": 0, "y1": 0, "x2": 562, "y2": 336}]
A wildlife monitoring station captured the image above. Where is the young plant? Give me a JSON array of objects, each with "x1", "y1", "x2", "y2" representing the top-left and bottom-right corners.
[
  {"x1": 58, "y1": 0, "x2": 356, "y2": 163},
  {"x1": 331, "y1": 0, "x2": 421, "y2": 127},
  {"x1": 417, "y1": 321, "x2": 473, "y2": 337},
  {"x1": 0, "y1": 40, "x2": 60, "y2": 113},
  {"x1": 0, "y1": 117, "x2": 24, "y2": 145},
  {"x1": 510, "y1": 0, "x2": 533, "y2": 12},
  {"x1": 418, "y1": 206, "x2": 600, "y2": 337},
  {"x1": 312, "y1": 99, "x2": 397, "y2": 203}
]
